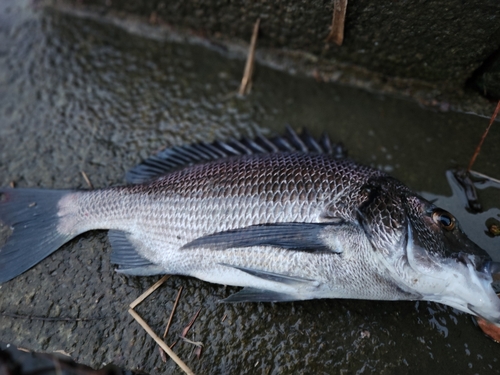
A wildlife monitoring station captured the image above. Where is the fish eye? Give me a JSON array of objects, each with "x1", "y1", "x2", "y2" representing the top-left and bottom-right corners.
[{"x1": 432, "y1": 210, "x2": 456, "y2": 231}]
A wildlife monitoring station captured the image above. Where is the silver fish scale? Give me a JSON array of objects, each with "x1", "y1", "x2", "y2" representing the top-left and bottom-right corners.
[
  {"x1": 63, "y1": 151, "x2": 403, "y2": 300},
  {"x1": 71, "y1": 152, "x2": 385, "y2": 244}
]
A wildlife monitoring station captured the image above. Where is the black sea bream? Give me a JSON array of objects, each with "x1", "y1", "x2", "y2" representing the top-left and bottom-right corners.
[{"x1": 1, "y1": 127, "x2": 499, "y2": 323}]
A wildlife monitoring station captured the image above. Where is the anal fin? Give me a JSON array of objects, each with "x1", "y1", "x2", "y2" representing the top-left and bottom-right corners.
[
  {"x1": 219, "y1": 263, "x2": 319, "y2": 303},
  {"x1": 222, "y1": 287, "x2": 296, "y2": 303},
  {"x1": 108, "y1": 230, "x2": 164, "y2": 276},
  {"x1": 220, "y1": 263, "x2": 316, "y2": 285}
]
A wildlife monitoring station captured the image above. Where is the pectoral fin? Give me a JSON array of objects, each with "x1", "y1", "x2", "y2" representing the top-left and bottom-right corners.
[{"x1": 181, "y1": 222, "x2": 346, "y2": 253}]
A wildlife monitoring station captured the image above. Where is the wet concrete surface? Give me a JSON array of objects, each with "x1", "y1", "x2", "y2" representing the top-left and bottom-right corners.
[
  {"x1": 0, "y1": 342, "x2": 135, "y2": 375},
  {"x1": 1, "y1": 1, "x2": 500, "y2": 374}
]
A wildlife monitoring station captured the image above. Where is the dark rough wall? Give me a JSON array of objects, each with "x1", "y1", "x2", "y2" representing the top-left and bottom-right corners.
[{"x1": 77, "y1": 0, "x2": 500, "y2": 86}]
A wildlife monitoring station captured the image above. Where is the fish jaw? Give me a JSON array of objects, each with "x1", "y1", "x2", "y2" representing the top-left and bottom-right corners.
[
  {"x1": 402, "y1": 223, "x2": 500, "y2": 323},
  {"x1": 418, "y1": 259, "x2": 500, "y2": 323}
]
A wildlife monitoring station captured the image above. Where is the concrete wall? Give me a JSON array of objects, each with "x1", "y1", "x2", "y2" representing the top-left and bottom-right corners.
[{"x1": 76, "y1": 0, "x2": 500, "y2": 93}]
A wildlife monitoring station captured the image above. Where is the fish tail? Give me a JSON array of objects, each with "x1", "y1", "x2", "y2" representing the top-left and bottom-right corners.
[{"x1": 0, "y1": 188, "x2": 76, "y2": 283}]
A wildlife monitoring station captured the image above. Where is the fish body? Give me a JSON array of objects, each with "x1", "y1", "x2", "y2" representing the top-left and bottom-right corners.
[
  {"x1": 58, "y1": 154, "x2": 404, "y2": 301},
  {"x1": 1, "y1": 128, "x2": 499, "y2": 323}
]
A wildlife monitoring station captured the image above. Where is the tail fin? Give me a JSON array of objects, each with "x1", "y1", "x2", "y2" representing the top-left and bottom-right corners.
[{"x1": 0, "y1": 188, "x2": 75, "y2": 283}]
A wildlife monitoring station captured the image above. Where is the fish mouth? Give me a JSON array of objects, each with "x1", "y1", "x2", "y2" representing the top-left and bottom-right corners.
[
  {"x1": 404, "y1": 221, "x2": 500, "y2": 322},
  {"x1": 405, "y1": 220, "x2": 495, "y2": 280},
  {"x1": 468, "y1": 303, "x2": 500, "y2": 325},
  {"x1": 464, "y1": 261, "x2": 500, "y2": 324}
]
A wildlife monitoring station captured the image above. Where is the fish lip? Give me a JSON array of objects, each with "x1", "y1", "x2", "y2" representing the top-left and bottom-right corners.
[{"x1": 468, "y1": 303, "x2": 500, "y2": 325}]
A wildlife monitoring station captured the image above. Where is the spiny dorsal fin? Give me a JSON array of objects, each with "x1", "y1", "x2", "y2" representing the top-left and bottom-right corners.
[{"x1": 126, "y1": 125, "x2": 347, "y2": 184}]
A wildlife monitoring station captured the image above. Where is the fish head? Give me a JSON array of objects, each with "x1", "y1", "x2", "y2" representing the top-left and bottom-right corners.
[{"x1": 358, "y1": 177, "x2": 500, "y2": 323}]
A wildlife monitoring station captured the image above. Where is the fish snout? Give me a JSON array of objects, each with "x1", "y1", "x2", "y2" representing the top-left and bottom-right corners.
[
  {"x1": 458, "y1": 257, "x2": 500, "y2": 325},
  {"x1": 468, "y1": 303, "x2": 500, "y2": 325}
]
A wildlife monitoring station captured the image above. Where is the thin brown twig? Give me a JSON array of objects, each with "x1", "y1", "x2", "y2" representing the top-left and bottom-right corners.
[
  {"x1": 81, "y1": 171, "x2": 94, "y2": 189},
  {"x1": 326, "y1": 0, "x2": 348, "y2": 46},
  {"x1": 163, "y1": 286, "x2": 183, "y2": 338},
  {"x1": 467, "y1": 100, "x2": 500, "y2": 172},
  {"x1": 181, "y1": 308, "x2": 202, "y2": 338},
  {"x1": 239, "y1": 18, "x2": 260, "y2": 96},
  {"x1": 159, "y1": 285, "x2": 183, "y2": 361},
  {"x1": 128, "y1": 308, "x2": 195, "y2": 375},
  {"x1": 128, "y1": 275, "x2": 195, "y2": 374},
  {"x1": 161, "y1": 340, "x2": 179, "y2": 362},
  {"x1": 129, "y1": 275, "x2": 170, "y2": 309}
]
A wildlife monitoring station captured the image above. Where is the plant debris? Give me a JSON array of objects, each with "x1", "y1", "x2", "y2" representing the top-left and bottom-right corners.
[
  {"x1": 326, "y1": 0, "x2": 348, "y2": 46},
  {"x1": 239, "y1": 18, "x2": 260, "y2": 96},
  {"x1": 453, "y1": 100, "x2": 500, "y2": 212},
  {"x1": 467, "y1": 100, "x2": 500, "y2": 173},
  {"x1": 181, "y1": 309, "x2": 201, "y2": 338},
  {"x1": 180, "y1": 337, "x2": 203, "y2": 348},
  {"x1": 129, "y1": 275, "x2": 170, "y2": 309},
  {"x1": 164, "y1": 286, "x2": 183, "y2": 338},
  {"x1": 452, "y1": 169, "x2": 482, "y2": 212},
  {"x1": 128, "y1": 276, "x2": 195, "y2": 375},
  {"x1": 179, "y1": 308, "x2": 204, "y2": 359},
  {"x1": 486, "y1": 218, "x2": 500, "y2": 237},
  {"x1": 159, "y1": 286, "x2": 183, "y2": 362},
  {"x1": 81, "y1": 171, "x2": 94, "y2": 189}
]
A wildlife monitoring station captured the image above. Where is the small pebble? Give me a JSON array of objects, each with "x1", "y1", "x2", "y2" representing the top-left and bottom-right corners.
[{"x1": 488, "y1": 224, "x2": 500, "y2": 237}]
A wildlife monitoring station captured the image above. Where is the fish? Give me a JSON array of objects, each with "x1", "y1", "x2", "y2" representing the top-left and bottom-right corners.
[{"x1": 0, "y1": 126, "x2": 499, "y2": 324}]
